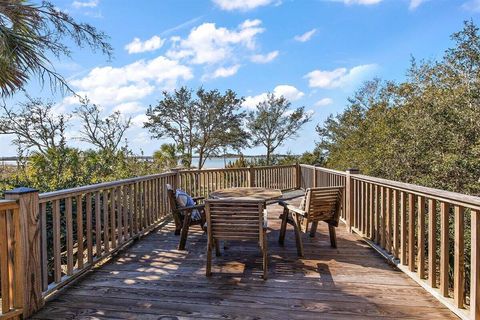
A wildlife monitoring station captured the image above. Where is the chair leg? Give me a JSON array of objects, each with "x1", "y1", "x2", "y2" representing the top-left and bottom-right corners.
[
  {"x1": 214, "y1": 239, "x2": 221, "y2": 256},
  {"x1": 278, "y1": 208, "x2": 288, "y2": 245},
  {"x1": 178, "y1": 214, "x2": 191, "y2": 250},
  {"x1": 328, "y1": 224, "x2": 337, "y2": 248},
  {"x1": 292, "y1": 213, "x2": 304, "y2": 258},
  {"x1": 262, "y1": 232, "x2": 268, "y2": 280},
  {"x1": 206, "y1": 239, "x2": 212, "y2": 277},
  {"x1": 309, "y1": 221, "x2": 318, "y2": 238}
]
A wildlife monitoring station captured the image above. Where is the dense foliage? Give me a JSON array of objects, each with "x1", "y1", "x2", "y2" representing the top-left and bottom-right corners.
[{"x1": 318, "y1": 21, "x2": 480, "y2": 196}]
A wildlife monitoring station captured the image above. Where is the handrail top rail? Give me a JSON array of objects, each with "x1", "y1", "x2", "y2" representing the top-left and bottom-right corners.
[
  {"x1": 179, "y1": 164, "x2": 296, "y2": 174},
  {"x1": 0, "y1": 199, "x2": 19, "y2": 210},
  {"x1": 39, "y1": 171, "x2": 176, "y2": 201},
  {"x1": 300, "y1": 164, "x2": 346, "y2": 176},
  {"x1": 353, "y1": 173, "x2": 480, "y2": 209}
]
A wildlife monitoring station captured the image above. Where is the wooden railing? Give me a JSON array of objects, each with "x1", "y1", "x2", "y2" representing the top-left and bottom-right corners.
[
  {"x1": 310, "y1": 166, "x2": 479, "y2": 320},
  {"x1": 38, "y1": 172, "x2": 176, "y2": 297},
  {"x1": 2, "y1": 164, "x2": 478, "y2": 319},
  {"x1": 0, "y1": 200, "x2": 23, "y2": 319},
  {"x1": 176, "y1": 165, "x2": 298, "y2": 199},
  {"x1": 0, "y1": 164, "x2": 297, "y2": 318}
]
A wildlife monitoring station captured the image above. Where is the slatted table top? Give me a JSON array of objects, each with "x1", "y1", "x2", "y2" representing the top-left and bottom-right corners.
[{"x1": 209, "y1": 187, "x2": 282, "y2": 201}]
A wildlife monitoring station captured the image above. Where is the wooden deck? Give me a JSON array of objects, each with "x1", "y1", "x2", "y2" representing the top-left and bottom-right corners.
[{"x1": 32, "y1": 199, "x2": 457, "y2": 320}]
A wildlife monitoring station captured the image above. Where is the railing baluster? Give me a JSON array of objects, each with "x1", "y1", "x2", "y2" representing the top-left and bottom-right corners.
[
  {"x1": 454, "y1": 205, "x2": 464, "y2": 308},
  {"x1": 95, "y1": 192, "x2": 102, "y2": 258},
  {"x1": 393, "y1": 189, "x2": 399, "y2": 258},
  {"x1": 374, "y1": 185, "x2": 380, "y2": 244},
  {"x1": 386, "y1": 188, "x2": 392, "y2": 253},
  {"x1": 380, "y1": 186, "x2": 386, "y2": 249},
  {"x1": 428, "y1": 199, "x2": 437, "y2": 288},
  {"x1": 440, "y1": 202, "x2": 449, "y2": 297},
  {"x1": 110, "y1": 189, "x2": 116, "y2": 249},
  {"x1": 417, "y1": 196, "x2": 426, "y2": 279},
  {"x1": 40, "y1": 202, "x2": 48, "y2": 290},
  {"x1": 53, "y1": 199, "x2": 62, "y2": 282},
  {"x1": 400, "y1": 192, "x2": 407, "y2": 265},
  {"x1": 76, "y1": 195, "x2": 84, "y2": 269},
  {"x1": 66, "y1": 197, "x2": 74, "y2": 275},
  {"x1": 103, "y1": 190, "x2": 110, "y2": 254},
  {"x1": 472, "y1": 209, "x2": 480, "y2": 319},
  {"x1": 409, "y1": 193, "x2": 415, "y2": 272},
  {"x1": 0, "y1": 208, "x2": 10, "y2": 313},
  {"x1": 86, "y1": 193, "x2": 93, "y2": 264}
]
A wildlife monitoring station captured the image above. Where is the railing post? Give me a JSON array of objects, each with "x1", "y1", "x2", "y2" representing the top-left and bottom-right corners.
[
  {"x1": 4, "y1": 187, "x2": 43, "y2": 318},
  {"x1": 313, "y1": 164, "x2": 321, "y2": 187},
  {"x1": 170, "y1": 168, "x2": 180, "y2": 190},
  {"x1": 295, "y1": 162, "x2": 301, "y2": 189},
  {"x1": 249, "y1": 165, "x2": 256, "y2": 188},
  {"x1": 345, "y1": 169, "x2": 360, "y2": 233}
]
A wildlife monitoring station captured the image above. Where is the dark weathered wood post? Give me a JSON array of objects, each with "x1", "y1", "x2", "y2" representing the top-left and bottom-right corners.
[
  {"x1": 4, "y1": 187, "x2": 43, "y2": 318},
  {"x1": 295, "y1": 162, "x2": 301, "y2": 190},
  {"x1": 249, "y1": 165, "x2": 256, "y2": 188},
  {"x1": 312, "y1": 164, "x2": 321, "y2": 188},
  {"x1": 345, "y1": 169, "x2": 360, "y2": 233}
]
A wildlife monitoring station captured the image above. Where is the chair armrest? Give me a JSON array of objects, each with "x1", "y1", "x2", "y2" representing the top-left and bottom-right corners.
[
  {"x1": 176, "y1": 204, "x2": 205, "y2": 213},
  {"x1": 263, "y1": 209, "x2": 268, "y2": 229},
  {"x1": 284, "y1": 204, "x2": 306, "y2": 217},
  {"x1": 192, "y1": 196, "x2": 204, "y2": 203}
]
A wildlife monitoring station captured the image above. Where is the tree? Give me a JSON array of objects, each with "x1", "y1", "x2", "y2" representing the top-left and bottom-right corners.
[
  {"x1": 145, "y1": 87, "x2": 197, "y2": 168},
  {"x1": 153, "y1": 143, "x2": 178, "y2": 170},
  {"x1": 75, "y1": 99, "x2": 131, "y2": 154},
  {"x1": 0, "y1": 0, "x2": 112, "y2": 96},
  {"x1": 145, "y1": 87, "x2": 249, "y2": 169},
  {"x1": 0, "y1": 98, "x2": 69, "y2": 155},
  {"x1": 246, "y1": 93, "x2": 312, "y2": 165},
  {"x1": 195, "y1": 88, "x2": 249, "y2": 169}
]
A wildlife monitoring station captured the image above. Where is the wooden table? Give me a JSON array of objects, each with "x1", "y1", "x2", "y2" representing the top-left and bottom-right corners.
[{"x1": 209, "y1": 187, "x2": 282, "y2": 202}]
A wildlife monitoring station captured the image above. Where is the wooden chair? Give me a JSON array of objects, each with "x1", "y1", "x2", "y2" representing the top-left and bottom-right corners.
[
  {"x1": 205, "y1": 199, "x2": 268, "y2": 279},
  {"x1": 166, "y1": 184, "x2": 206, "y2": 250},
  {"x1": 278, "y1": 186, "x2": 344, "y2": 257}
]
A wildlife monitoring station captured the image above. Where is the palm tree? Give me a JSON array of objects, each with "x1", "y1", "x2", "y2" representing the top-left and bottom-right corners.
[{"x1": 0, "y1": 0, "x2": 112, "y2": 97}]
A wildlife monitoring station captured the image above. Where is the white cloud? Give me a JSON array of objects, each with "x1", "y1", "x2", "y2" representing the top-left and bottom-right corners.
[
  {"x1": 409, "y1": 0, "x2": 427, "y2": 10},
  {"x1": 274, "y1": 85, "x2": 304, "y2": 101},
  {"x1": 315, "y1": 98, "x2": 333, "y2": 107},
  {"x1": 243, "y1": 85, "x2": 304, "y2": 109},
  {"x1": 125, "y1": 36, "x2": 165, "y2": 54},
  {"x1": 294, "y1": 29, "x2": 317, "y2": 42},
  {"x1": 67, "y1": 56, "x2": 192, "y2": 107},
  {"x1": 131, "y1": 114, "x2": 149, "y2": 128},
  {"x1": 343, "y1": 0, "x2": 382, "y2": 5},
  {"x1": 113, "y1": 102, "x2": 145, "y2": 114},
  {"x1": 462, "y1": 0, "x2": 480, "y2": 11},
  {"x1": 212, "y1": 0, "x2": 275, "y2": 11},
  {"x1": 167, "y1": 20, "x2": 264, "y2": 65},
  {"x1": 203, "y1": 64, "x2": 241, "y2": 80},
  {"x1": 305, "y1": 64, "x2": 377, "y2": 89},
  {"x1": 72, "y1": 0, "x2": 98, "y2": 8},
  {"x1": 250, "y1": 50, "x2": 279, "y2": 63}
]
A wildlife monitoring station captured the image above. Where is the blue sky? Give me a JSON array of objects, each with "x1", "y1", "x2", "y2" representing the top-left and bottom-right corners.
[{"x1": 3, "y1": 0, "x2": 480, "y2": 156}]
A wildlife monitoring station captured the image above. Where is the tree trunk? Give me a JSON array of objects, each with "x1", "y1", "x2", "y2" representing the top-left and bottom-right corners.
[
  {"x1": 266, "y1": 148, "x2": 271, "y2": 165},
  {"x1": 198, "y1": 150, "x2": 204, "y2": 170}
]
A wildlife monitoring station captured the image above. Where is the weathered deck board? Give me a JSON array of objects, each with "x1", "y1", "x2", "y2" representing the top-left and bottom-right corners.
[{"x1": 32, "y1": 199, "x2": 457, "y2": 320}]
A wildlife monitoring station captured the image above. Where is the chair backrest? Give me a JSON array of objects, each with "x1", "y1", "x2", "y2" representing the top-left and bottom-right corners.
[
  {"x1": 205, "y1": 199, "x2": 265, "y2": 242},
  {"x1": 166, "y1": 184, "x2": 178, "y2": 211},
  {"x1": 304, "y1": 186, "x2": 344, "y2": 226},
  {"x1": 166, "y1": 184, "x2": 183, "y2": 232}
]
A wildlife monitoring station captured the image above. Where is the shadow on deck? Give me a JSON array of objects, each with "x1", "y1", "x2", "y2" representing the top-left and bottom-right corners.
[{"x1": 32, "y1": 199, "x2": 457, "y2": 320}]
